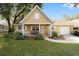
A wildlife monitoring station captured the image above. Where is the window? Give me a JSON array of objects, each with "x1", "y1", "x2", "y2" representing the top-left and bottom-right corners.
[
  {"x1": 31, "y1": 26, "x2": 39, "y2": 34},
  {"x1": 2, "y1": 27, "x2": 4, "y2": 29},
  {"x1": 32, "y1": 26, "x2": 39, "y2": 31},
  {"x1": 34, "y1": 13, "x2": 40, "y2": 20},
  {"x1": 73, "y1": 27, "x2": 78, "y2": 30},
  {"x1": 18, "y1": 25, "x2": 22, "y2": 29}
]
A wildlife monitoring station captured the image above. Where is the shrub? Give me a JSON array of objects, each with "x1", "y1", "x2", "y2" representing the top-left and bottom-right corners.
[
  {"x1": 15, "y1": 35, "x2": 28, "y2": 40},
  {"x1": 3, "y1": 32, "x2": 14, "y2": 39},
  {"x1": 59, "y1": 35, "x2": 65, "y2": 39},
  {"x1": 3, "y1": 32, "x2": 28, "y2": 40},
  {"x1": 15, "y1": 32, "x2": 28, "y2": 40},
  {"x1": 51, "y1": 31, "x2": 58, "y2": 38},
  {"x1": 14, "y1": 32, "x2": 22, "y2": 35},
  {"x1": 35, "y1": 34, "x2": 45, "y2": 40},
  {"x1": 14, "y1": 32, "x2": 28, "y2": 40}
]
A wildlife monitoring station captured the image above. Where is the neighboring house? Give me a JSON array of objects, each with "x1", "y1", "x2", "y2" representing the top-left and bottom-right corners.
[
  {"x1": 0, "y1": 20, "x2": 8, "y2": 32},
  {"x1": 0, "y1": 25, "x2": 8, "y2": 32},
  {"x1": 53, "y1": 19, "x2": 79, "y2": 35},
  {"x1": 13, "y1": 5, "x2": 53, "y2": 36}
]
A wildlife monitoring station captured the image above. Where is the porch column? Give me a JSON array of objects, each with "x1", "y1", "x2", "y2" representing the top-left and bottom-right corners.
[
  {"x1": 22, "y1": 24, "x2": 25, "y2": 35},
  {"x1": 39, "y1": 24, "x2": 41, "y2": 34}
]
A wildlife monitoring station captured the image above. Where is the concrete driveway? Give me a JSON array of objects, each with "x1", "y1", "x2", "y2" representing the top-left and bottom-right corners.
[{"x1": 45, "y1": 35, "x2": 79, "y2": 43}]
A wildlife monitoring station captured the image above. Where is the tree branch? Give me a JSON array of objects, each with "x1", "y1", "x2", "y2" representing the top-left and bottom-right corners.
[
  {"x1": 16, "y1": 6, "x2": 26, "y2": 17},
  {"x1": 13, "y1": 10, "x2": 18, "y2": 23},
  {"x1": 13, "y1": 6, "x2": 26, "y2": 24}
]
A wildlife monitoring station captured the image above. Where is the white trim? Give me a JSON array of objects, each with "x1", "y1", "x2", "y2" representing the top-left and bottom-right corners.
[
  {"x1": 20, "y1": 5, "x2": 53, "y2": 24},
  {"x1": 39, "y1": 24, "x2": 41, "y2": 34},
  {"x1": 21, "y1": 23, "x2": 51, "y2": 24},
  {"x1": 31, "y1": 26, "x2": 32, "y2": 31},
  {"x1": 22, "y1": 24, "x2": 25, "y2": 35}
]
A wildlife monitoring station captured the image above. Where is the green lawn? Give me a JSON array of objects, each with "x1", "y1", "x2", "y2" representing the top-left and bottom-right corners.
[{"x1": 0, "y1": 32, "x2": 79, "y2": 56}]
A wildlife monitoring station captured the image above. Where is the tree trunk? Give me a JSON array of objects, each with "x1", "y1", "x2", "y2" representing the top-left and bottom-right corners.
[
  {"x1": 6, "y1": 18, "x2": 12, "y2": 33},
  {"x1": 11, "y1": 15, "x2": 17, "y2": 32}
]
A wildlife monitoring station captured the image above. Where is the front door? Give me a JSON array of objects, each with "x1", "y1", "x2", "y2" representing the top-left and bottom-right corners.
[
  {"x1": 40, "y1": 26, "x2": 45, "y2": 34},
  {"x1": 31, "y1": 25, "x2": 39, "y2": 34}
]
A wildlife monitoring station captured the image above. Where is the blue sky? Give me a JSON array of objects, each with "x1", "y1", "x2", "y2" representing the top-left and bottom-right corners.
[{"x1": 42, "y1": 3, "x2": 79, "y2": 20}]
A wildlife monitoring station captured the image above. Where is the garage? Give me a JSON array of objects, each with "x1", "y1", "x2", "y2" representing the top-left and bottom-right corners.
[{"x1": 60, "y1": 26, "x2": 70, "y2": 35}]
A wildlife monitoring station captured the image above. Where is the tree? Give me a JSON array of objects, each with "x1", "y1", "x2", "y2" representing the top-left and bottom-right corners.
[
  {"x1": 63, "y1": 14, "x2": 79, "y2": 20},
  {"x1": 63, "y1": 3, "x2": 79, "y2": 20},
  {"x1": 64, "y1": 3, "x2": 79, "y2": 8},
  {"x1": 63, "y1": 14, "x2": 78, "y2": 20},
  {"x1": 63, "y1": 14, "x2": 72, "y2": 20},
  {"x1": 73, "y1": 14, "x2": 79, "y2": 19},
  {"x1": 0, "y1": 4, "x2": 13, "y2": 32},
  {"x1": 0, "y1": 3, "x2": 42, "y2": 33},
  {"x1": 69, "y1": 3, "x2": 79, "y2": 7}
]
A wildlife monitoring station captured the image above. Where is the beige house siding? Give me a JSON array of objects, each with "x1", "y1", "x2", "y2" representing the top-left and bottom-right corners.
[
  {"x1": 23, "y1": 8, "x2": 52, "y2": 24},
  {"x1": 54, "y1": 25, "x2": 72, "y2": 34},
  {"x1": 54, "y1": 25, "x2": 60, "y2": 33}
]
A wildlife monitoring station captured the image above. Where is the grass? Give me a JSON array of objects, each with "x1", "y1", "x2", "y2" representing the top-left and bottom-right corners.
[{"x1": 0, "y1": 33, "x2": 79, "y2": 55}]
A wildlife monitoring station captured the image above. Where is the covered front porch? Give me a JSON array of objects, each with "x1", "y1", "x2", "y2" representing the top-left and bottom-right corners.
[{"x1": 21, "y1": 24, "x2": 50, "y2": 36}]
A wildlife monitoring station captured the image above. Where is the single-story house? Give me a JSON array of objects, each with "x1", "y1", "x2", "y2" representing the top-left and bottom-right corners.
[
  {"x1": 13, "y1": 5, "x2": 53, "y2": 36},
  {"x1": 53, "y1": 19, "x2": 79, "y2": 35}
]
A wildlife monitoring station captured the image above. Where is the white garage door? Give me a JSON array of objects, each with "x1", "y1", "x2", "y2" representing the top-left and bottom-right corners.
[{"x1": 60, "y1": 26, "x2": 70, "y2": 35}]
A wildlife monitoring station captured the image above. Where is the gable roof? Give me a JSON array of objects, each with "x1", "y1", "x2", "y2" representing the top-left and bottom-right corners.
[{"x1": 20, "y1": 5, "x2": 53, "y2": 24}]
